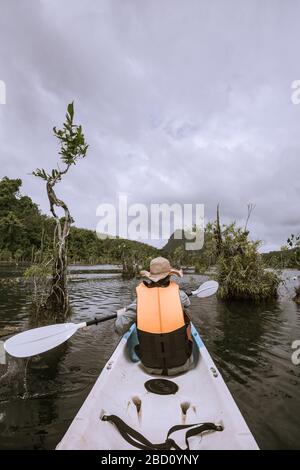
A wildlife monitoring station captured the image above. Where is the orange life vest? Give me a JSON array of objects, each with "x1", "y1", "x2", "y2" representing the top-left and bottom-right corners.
[{"x1": 136, "y1": 281, "x2": 192, "y2": 371}]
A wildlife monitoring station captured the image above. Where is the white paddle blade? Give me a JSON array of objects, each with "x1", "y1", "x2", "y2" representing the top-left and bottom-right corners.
[
  {"x1": 4, "y1": 322, "x2": 85, "y2": 358},
  {"x1": 192, "y1": 280, "x2": 219, "y2": 298}
]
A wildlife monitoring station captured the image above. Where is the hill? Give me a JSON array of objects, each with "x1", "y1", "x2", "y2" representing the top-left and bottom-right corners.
[
  {"x1": 0, "y1": 177, "x2": 159, "y2": 265},
  {"x1": 2, "y1": 177, "x2": 297, "y2": 270}
]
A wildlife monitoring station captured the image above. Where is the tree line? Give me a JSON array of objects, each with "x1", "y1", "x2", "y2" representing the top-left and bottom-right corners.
[{"x1": 0, "y1": 176, "x2": 159, "y2": 266}]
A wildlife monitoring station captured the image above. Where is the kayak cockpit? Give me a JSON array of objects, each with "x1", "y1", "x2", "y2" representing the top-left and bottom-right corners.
[{"x1": 56, "y1": 324, "x2": 259, "y2": 450}]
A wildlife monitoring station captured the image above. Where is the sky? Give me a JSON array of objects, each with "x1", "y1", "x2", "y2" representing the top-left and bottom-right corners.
[{"x1": 0, "y1": 0, "x2": 300, "y2": 252}]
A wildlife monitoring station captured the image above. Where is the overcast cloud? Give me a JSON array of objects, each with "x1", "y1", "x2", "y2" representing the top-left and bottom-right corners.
[{"x1": 0, "y1": 0, "x2": 300, "y2": 251}]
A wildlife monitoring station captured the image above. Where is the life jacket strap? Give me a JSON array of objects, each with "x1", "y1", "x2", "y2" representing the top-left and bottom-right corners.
[{"x1": 101, "y1": 414, "x2": 223, "y2": 450}]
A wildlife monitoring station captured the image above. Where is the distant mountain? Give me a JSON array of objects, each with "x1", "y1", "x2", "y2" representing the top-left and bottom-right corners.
[
  {"x1": 162, "y1": 229, "x2": 187, "y2": 253},
  {"x1": 162, "y1": 229, "x2": 205, "y2": 253}
]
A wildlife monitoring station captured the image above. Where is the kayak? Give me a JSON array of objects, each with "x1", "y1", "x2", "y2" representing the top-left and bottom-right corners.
[{"x1": 56, "y1": 323, "x2": 259, "y2": 450}]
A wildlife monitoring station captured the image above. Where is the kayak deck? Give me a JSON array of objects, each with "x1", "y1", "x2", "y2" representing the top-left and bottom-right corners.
[{"x1": 56, "y1": 325, "x2": 258, "y2": 450}]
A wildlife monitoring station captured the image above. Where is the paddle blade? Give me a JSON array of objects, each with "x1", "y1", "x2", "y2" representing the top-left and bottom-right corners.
[
  {"x1": 4, "y1": 322, "x2": 82, "y2": 358},
  {"x1": 193, "y1": 280, "x2": 219, "y2": 298}
]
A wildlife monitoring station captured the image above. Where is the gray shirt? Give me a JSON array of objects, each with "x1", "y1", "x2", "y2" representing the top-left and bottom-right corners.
[{"x1": 115, "y1": 288, "x2": 191, "y2": 335}]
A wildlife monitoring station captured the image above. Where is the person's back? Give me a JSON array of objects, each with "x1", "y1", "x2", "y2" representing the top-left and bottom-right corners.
[{"x1": 115, "y1": 257, "x2": 193, "y2": 376}]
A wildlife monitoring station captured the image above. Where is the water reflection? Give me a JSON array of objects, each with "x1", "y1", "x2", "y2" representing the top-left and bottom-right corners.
[{"x1": 0, "y1": 266, "x2": 300, "y2": 449}]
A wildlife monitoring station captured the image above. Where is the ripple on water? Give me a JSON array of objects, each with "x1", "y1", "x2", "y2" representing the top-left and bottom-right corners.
[{"x1": 0, "y1": 267, "x2": 300, "y2": 449}]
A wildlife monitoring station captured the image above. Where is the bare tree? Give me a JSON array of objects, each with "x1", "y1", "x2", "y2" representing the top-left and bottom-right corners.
[
  {"x1": 33, "y1": 102, "x2": 88, "y2": 319},
  {"x1": 244, "y1": 203, "x2": 256, "y2": 232},
  {"x1": 214, "y1": 204, "x2": 223, "y2": 256}
]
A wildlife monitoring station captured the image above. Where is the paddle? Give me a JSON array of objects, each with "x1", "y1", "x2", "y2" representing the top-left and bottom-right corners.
[
  {"x1": 189, "y1": 279, "x2": 219, "y2": 298},
  {"x1": 4, "y1": 280, "x2": 218, "y2": 358}
]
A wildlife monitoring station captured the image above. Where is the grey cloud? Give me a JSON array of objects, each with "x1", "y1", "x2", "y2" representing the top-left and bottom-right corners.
[{"x1": 0, "y1": 0, "x2": 299, "y2": 252}]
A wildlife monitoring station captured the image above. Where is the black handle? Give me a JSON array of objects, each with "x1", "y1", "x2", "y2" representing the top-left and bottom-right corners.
[{"x1": 86, "y1": 313, "x2": 117, "y2": 327}]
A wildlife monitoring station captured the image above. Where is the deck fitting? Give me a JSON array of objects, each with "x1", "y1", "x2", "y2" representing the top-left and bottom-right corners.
[
  {"x1": 180, "y1": 401, "x2": 190, "y2": 415},
  {"x1": 132, "y1": 396, "x2": 142, "y2": 414}
]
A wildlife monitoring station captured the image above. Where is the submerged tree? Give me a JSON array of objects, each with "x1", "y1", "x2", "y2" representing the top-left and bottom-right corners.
[
  {"x1": 31, "y1": 102, "x2": 88, "y2": 319},
  {"x1": 207, "y1": 207, "x2": 280, "y2": 301}
]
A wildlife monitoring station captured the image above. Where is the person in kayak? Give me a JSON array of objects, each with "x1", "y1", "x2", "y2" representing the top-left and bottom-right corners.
[{"x1": 115, "y1": 256, "x2": 193, "y2": 376}]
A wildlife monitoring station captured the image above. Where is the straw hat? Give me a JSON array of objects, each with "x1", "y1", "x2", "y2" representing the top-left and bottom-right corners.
[{"x1": 140, "y1": 257, "x2": 183, "y2": 282}]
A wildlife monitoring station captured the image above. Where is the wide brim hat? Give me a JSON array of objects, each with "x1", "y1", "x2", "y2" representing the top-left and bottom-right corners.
[{"x1": 140, "y1": 256, "x2": 183, "y2": 282}]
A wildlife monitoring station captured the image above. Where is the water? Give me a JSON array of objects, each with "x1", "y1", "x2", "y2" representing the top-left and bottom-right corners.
[{"x1": 0, "y1": 265, "x2": 300, "y2": 449}]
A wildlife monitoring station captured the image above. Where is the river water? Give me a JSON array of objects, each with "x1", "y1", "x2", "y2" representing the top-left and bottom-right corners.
[{"x1": 0, "y1": 265, "x2": 300, "y2": 450}]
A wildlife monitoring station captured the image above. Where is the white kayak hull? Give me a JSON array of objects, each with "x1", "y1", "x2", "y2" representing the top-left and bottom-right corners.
[{"x1": 56, "y1": 324, "x2": 259, "y2": 450}]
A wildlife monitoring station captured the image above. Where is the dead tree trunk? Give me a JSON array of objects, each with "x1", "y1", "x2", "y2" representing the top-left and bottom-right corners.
[
  {"x1": 215, "y1": 204, "x2": 223, "y2": 257},
  {"x1": 32, "y1": 102, "x2": 88, "y2": 321},
  {"x1": 122, "y1": 252, "x2": 139, "y2": 280},
  {"x1": 43, "y1": 174, "x2": 74, "y2": 316}
]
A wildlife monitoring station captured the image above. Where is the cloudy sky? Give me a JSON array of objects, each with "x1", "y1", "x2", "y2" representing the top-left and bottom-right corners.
[{"x1": 0, "y1": 0, "x2": 300, "y2": 251}]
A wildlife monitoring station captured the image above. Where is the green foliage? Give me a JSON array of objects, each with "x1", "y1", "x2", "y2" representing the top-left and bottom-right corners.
[
  {"x1": 287, "y1": 234, "x2": 300, "y2": 249},
  {"x1": 23, "y1": 263, "x2": 51, "y2": 280},
  {"x1": 33, "y1": 102, "x2": 88, "y2": 182},
  {"x1": 0, "y1": 248, "x2": 12, "y2": 261},
  {"x1": 0, "y1": 177, "x2": 159, "y2": 266},
  {"x1": 193, "y1": 260, "x2": 207, "y2": 274},
  {"x1": 163, "y1": 226, "x2": 217, "y2": 270},
  {"x1": 32, "y1": 168, "x2": 49, "y2": 181},
  {"x1": 262, "y1": 248, "x2": 300, "y2": 269},
  {"x1": 172, "y1": 246, "x2": 190, "y2": 266},
  {"x1": 286, "y1": 233, "x2": 300, "y2": 304},
  {"x1": 53, "y1": 102, "x2": 88, "y2": 166},
  {"x1": 0, "y1": 177, "x2": 45, "y2": 260},
  {"x1": 163, "y1": 229, "x2": 186, "y2": 253},
  {"x1": 262, "y1": 233, "x2": 300, "y2": 269},
  {"x1": 66, "y1": 227, "x2": 159, "y2": 266},
  {"x1": 24, "y1": 262, "x2": 52, "y2": 308},
  {"x1": 164, "y1": 219, "x2": 281, "y2": 300},
  {"x1": 215, "y1": 223, "x2": 280, "y2": 301},
  {"x1": 30, "y1": 103, "x2": 90, "y2": 316}
]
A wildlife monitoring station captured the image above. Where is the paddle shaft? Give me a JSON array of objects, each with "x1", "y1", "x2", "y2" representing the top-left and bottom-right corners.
[
  {"x1": 85, "y1": 283, "x2": 217, "y2": 325},
  {"x1": 86, "y1": 313, "x2": 117, "y2": 327},
  {"x1": 4, "y1": 280, "x2": 218, "y2": 358},
  {"x1": 86, "y1": 289, "x2": 194, "y2": 325}
]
